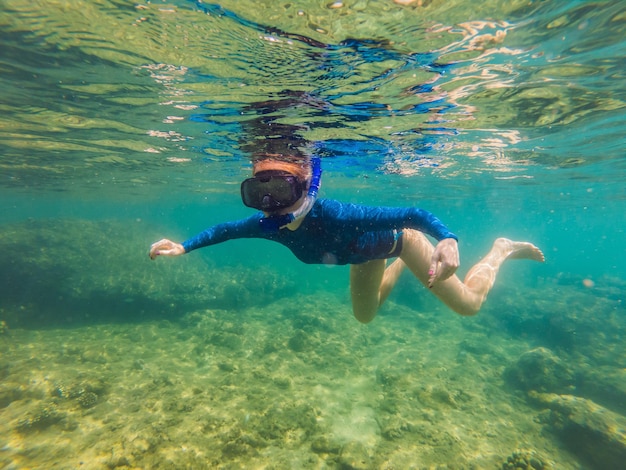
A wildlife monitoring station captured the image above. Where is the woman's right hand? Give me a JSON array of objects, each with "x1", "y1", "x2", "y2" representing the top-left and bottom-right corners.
[
  {"x1": 428, "y1": 238, "x2": 460, "y2": 288},
  {"x1": 149, "y1": 239, "x2": 185, "y2": 260}
]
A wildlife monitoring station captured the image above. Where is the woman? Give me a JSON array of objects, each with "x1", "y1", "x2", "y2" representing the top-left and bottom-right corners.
[{"x1": 150, "y1": 156, "x2": 544, "y2": 323}]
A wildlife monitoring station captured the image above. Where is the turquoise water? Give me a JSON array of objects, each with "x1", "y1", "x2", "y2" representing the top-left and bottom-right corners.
[{"x1": 1, "y1": 1, "x2": 625, "y2": 468}]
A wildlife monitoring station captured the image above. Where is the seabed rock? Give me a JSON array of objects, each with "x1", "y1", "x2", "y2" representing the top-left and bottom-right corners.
[
  {"x1": 287, "y1": 329, "x2": 311, "y2": 352},
  {"x1": 310, "y1": 435, "x2": 341, "y2": 455},
  {"x1": 530, "y1": 392, "x2": 626, "y2": 469},
  {"x1": 501, "y1": 449, "x2": 551, "y2": 470},
  {"x1": 338, "y1": 441, "x2": 373, "y2": 470},
  {"x1": 578, "y1": 367, "x2": 626, "y2": 415},
  {"x1": 504, "y1": 347, "x2": 575, "y2": 394}
]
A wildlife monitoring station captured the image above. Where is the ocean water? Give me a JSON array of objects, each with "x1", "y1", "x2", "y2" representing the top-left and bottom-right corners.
[{"x1": 1, "y1": 0, "x2": 624, "y2": 468}]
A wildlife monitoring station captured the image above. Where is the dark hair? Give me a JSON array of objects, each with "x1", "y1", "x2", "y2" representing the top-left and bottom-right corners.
[{"x1": 239, "y1": 91, "x2": 310, "y2": 162}]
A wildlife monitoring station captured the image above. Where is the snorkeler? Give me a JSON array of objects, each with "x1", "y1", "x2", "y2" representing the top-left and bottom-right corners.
[{"x1": 149, "y1": 156, "x2": 545, "y2": 323}]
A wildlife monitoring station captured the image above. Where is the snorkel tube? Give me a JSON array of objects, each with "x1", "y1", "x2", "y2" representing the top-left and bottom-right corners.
[{"x1": 259, "y1": 156, "x2": 322, "y2": 232}]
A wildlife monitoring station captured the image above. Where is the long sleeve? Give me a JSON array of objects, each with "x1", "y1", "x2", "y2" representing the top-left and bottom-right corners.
[
  {"x1": 178, "y1": 199, "x2": 457, "y2": 265},
  {"x1": 182, "y1": 213, "x2": 263, "y2": 253},
  {"x1": 317, "y1": 200, "x2": 458, "y2": 241}
]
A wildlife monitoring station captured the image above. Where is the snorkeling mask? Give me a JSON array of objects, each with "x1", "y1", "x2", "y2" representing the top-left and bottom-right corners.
[
  {"x1": 240, "y1": 171, "x2": 305, "y2": 211},
  {"x1": 240, "y1": 157, "x2": 322, "y2": 232}
]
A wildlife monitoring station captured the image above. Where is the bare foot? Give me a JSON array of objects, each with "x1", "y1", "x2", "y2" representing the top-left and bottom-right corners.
[
  {"x1": 394, "y1": 0, "x2": 423, "y2": 5},
  {"x1": 495, "y1": 238, "x2": 545, "y2": 262}
]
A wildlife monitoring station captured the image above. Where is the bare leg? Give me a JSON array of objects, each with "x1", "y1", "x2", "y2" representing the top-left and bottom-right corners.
[
  {"x1": 379, "y1": 258, "x2": 406, "y2": 306},
  {"x1": 400, "y1": 230, "x2": 544, "y2": 316},
  {"x1": 463, "y1": 238, "x2": 545, "y2": 299},
  {"x1": 350, "y1": 230, "x2": 544, "y2": 322},
  {"x1": 350, "y1": 257, "x2": 406, "y2": 323}
]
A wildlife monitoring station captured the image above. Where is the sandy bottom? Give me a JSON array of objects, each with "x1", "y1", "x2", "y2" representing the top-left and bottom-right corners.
[{"x1": 0, "y1": 283, "x2": 617, "y2": 469}]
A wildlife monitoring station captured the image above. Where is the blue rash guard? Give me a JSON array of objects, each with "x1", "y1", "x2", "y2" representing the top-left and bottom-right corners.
[{"x1": 182, "y1": 198, "x2": 457, "y2": 265}]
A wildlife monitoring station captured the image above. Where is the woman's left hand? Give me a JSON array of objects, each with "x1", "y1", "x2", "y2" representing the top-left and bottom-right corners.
[{"x1": 428, "y1": 238, "x2": 460, "y2": 288}]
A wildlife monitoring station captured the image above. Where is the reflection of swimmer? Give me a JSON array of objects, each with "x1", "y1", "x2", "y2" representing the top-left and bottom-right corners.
[{"x1": 150, "y1": 156, "x2": 544, "y2": 323}]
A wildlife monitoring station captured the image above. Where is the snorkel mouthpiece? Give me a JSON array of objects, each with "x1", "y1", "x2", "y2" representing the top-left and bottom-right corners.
[
  {"x1": 259, "y1": 156, "x2": 322, "y2": 233},
  {"x1": 261, "y1": 194, "x2": 273, "y2": 211}
]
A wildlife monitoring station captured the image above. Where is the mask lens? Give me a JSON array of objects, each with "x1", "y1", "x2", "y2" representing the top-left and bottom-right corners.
[{"x1": 241, "y1": 172, "x2": 303, "y2": 210}]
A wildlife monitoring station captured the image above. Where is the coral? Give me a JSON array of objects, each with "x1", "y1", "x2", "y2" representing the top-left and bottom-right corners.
[
  {"x1": 76, "y1": 391, "x2": 98, "y2": 409},
  {"x1": 501, "y1": 450, "x2": 549, "y2": 469},
  {"x1": 16, "y1": 402, "x2": 65, "y2": 432},
  {"x1": 379, "y1": 415, "x2": 412, "y2": 440},
  {"x1": 53, "y1": 378, "x2": 106, "y2": 409}
]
